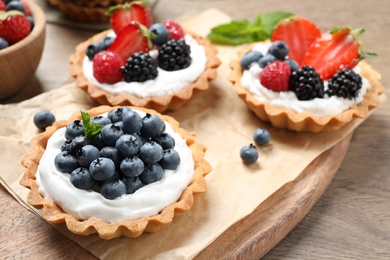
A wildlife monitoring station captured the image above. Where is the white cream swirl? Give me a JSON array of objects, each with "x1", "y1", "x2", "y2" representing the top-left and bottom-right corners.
[
  {"x1": 82, "y1": 34, "x2": 207, "y2": 98},
  {"x1": 240, "y1": 43, "x2": 371, "y2": 117},
  {"x1": 36, "y1": 111, "x2": 194, "y2": 223}
]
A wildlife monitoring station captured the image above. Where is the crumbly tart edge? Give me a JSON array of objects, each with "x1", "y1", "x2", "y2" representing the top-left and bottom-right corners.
[
  {"x1": 20, "y1": 105, "x2": 212, "y2": 240},
  {"x1": 69, "y1": 30, "x2": 221, "y2": 113},
  {"x1": 228, "y1": 44, "x2": 385, "y2": 132}
]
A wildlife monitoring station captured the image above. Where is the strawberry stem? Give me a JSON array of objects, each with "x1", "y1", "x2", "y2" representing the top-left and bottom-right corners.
[{"x1": 106, "y1": 0, "x2": 147, "y2": 15}]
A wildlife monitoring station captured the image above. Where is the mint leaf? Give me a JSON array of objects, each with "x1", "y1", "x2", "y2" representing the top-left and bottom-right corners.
[
  {"x1": 207, "y1": 11, "x2": 294, "y2": 45},
  {"x1": 81, "y1": 111, "x2": 102, "y2": 139}
]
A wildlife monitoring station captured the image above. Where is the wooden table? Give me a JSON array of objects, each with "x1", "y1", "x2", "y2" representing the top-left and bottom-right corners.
[{"x1": 1, "y1": 0, "x2": 389, "y2": 259}]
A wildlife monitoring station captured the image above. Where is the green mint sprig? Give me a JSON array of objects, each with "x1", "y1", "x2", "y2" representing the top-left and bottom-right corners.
[
  {"x1": 207, "y1": 11, "x2": 294, "y2": 45},
  {"x1": 81, "y1": 111, "x2": 102, "y2": 139}
]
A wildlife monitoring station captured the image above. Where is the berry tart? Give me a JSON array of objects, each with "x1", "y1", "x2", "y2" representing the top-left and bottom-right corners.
[
  {"x1": 20, "y1": 105, "x2": 212, "y2": 239},
  {"x1": 229, "y1": 16, "x2": 384, "y2": 132},
  {"x1": 69, "y1": 2, "x2": 221, "y2": 112}
]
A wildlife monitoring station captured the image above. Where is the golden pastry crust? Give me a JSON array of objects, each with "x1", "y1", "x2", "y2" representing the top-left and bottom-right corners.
[
  {"x1": 20, "y1": 105, "x2": 212, "y2": 239},
  {"x1": 69, "y1": 30, "x2": 221, "y2": 113},
  {"x1": 229, "y1": 44, "x2": 384, "y2": 132}
]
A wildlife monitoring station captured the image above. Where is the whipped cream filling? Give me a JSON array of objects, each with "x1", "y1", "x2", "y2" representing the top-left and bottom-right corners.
[
  {"x1": 36, "y1": 110, "x2": 194, "y2": 223},
  {"x1": 82, "y1": 34, "x2": 207, "y2": 98},
  {"x1": 240, "y1": 43, "x2": 371, "y2": 117}
]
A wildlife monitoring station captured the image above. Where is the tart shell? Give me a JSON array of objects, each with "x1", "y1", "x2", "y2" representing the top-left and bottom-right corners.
[
  {"x1": 20, "y1": 105, "x2": 212, "y2": 239},
  {"x1": 229, "y1": 44, "x2": 384, "y2": 132},
  {"x1": 69, "y1": 31, "x2": 221, "y2": 113}
]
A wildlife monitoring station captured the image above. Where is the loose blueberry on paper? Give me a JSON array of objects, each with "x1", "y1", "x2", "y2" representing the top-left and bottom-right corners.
[
  {"x1": 33, "y1": 110, "x2": 56, "y2": 131},
  {"x1": 53, "y1": 108, "x2": 182, "y2": 200}
]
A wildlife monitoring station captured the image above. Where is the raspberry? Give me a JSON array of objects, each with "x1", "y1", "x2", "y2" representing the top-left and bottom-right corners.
[
  {"x1": 92, "y1": 51, "x2": 124, "y2": 84},
  {"x1": 289, "y1": 66, "x2": 325, "y2": 100},
  {"x1": 0, "y1": 1, "x2": 6, "y2": 11},
  {"x1": 162, "y1": 19, "x2": 184, "y2": 40},
  {"x1": 121, "y1": 52, "x2": 158, "y2": 82},
  {"x1": 0, "y1": 12, "x2": 31, "y2": 44},
  {"x1": 259, "y1": 61, "x2": 291, "y2": 92}
]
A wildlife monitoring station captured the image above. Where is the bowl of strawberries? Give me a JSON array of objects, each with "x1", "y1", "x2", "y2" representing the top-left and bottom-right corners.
[{"x1": 0, "y1": 0, "x2": 46, "y2": 100}]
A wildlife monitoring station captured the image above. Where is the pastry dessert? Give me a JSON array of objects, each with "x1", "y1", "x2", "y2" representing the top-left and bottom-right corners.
[
  {"x1": 46, "y1": 0, "x2": 130, "y2": 23},
  {"x1": 20, "y1": 105, "x2": 212, "y2": 239},
  {"x1": 69, "y1": 3, "x2": 221, "y2": 112},
  {"x1": 229, "y1": 16, "x2": 384, "y2": 132}
]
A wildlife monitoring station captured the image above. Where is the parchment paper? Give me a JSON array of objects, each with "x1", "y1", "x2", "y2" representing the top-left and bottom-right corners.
[{"x1": 0, "y1": 9, "x2": 385, "y2": 260}]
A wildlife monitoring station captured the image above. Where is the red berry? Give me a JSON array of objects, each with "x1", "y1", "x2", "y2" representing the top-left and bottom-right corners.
[
  {"x1": 271, "y1": 16, "x2": 321, "y2": 64},
  {"x1": 92, "y1": 51, "x2": 124, "y2": 84},
  {"x1": 300, "y1": 27, "x2": 369, "y2": 80},
  {"x1": 0, "y1": 1, "x2": 6, "y2": 11},
  {"x1": 162, "y1": 20, "x2": 184, "y2": 40},
  {"x1": 0, "y1": 12, "x2": 31, "y2": 45},
  {"x1": 108, "y1": 2, "x2": 153, "y2": 35},
  {"x1": 259, "y1": 61, "x2": 291, "y2": 92},
  {"x1": 21, "y1": 1, "x2": 32, "y2": 16},
  {"x1": 108, "y1": 22, "x2": 150, "y2": 62}
]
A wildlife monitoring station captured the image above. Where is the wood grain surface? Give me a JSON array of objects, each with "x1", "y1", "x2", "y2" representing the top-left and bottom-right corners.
[{"x1": 1, "y1": 0, "x2": 389, "y2": 259}]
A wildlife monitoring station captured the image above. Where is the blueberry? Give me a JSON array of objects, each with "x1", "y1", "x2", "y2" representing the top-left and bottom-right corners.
[
  {"x1": 139, "y1": 163, "x2": 164, "y2": 184},
  {"x1": 268, "y1": 40, "x2": 289, "y2": 60},
  {"x1": 65, "y1": 120, "x2": 84, "y2": 140},
  {"x1": 0, "y1": 37, "x2": 9, "y2": 50},
  {"x1": 122, "y1": 110, "x2": 143, "y2": 134},
  {"x1": 139, "y1": 141, "x2": 164, "y2": 164},
  {"x1": 89, "y1": 157, "x2": 116, "y2": 181},
  {"x1": 153, "y1": 133, "x2": 175, "y2": 149},
  {"x1": 120, "y1": 156, "x2": 144, "y2": 177},
  {"x1": 134, "y1": 132, "x2": 148, "y2": 146},
  {"x1": 149, "y1": 23, "x2": 169, "y2": 46},
  {"x1": 101, "y1": 124, "x2": 123, "y2": 146},
  {"x1": 108, "y1": 107, "x2": 131, "y2": 123},
  {"x1": 69, "y1": 135, "x2": 90, "y2": 154},
  {"x1": 61, "y1": 139, "x2": 72, "y2": 152},
  {"x1": 6, "y1": 1, "x2": 25, "y2": 13},
  {"x1": 54, "y1": 151, "x2": 80, "y2": 173},
  {"x1": 91, "y1": 115, "x2": 111, "y2": 126},
  {"x1": 240, "y1": 144, "x2": 258, "y2": 164},
  {"x1": 76, "y1": 144, "x2": 100, "y2": 167},
  {"x1": 100, "y1": 179, "x2": 126, "y2": 200},
  {"x1": 115, "y1": 134, "x2": 141, "y2": 157},
  {"x1": 69, "y1": 167, "x2": 95, "y2": 190},
  {"x1": 258, "y1": 53, "x2": 276, "y2": 68},
  {"x1": 284, "y1": 59, "x2": 299, "y2": 72},
  {"x1": 100, "y1": 146, "x2": 122, "y2": 168},
  {"x1": 26, "y1": 16, "x2": 34, "y2": 31},
  {"x1": 33, "y1": 110, "x2": 56, "y2": 131},
  {"x1": 122, "y1": 176, "x2": 144, "y2": 194},
  {"x1": 86, "y1": 36, "x2": 115, "y2": 61},
  {"x1": 159, "y1": 149, "x2": 181, "y2": 170},
  {"x1": 91, "y1": 132, "x2": 105, "y2": 150},
  {"x1": 140, "y1": 114, "x2": 165, "y2": 138},
  {"x1": 113, "y1": 120, "x2": 124, "y2": 130},
  {"x1": 253, "y1": 128, "x2": 270, "y2": 145},
  {"x1": 101, "y1": 36, "x2": 115, "y2": 49},
  {"x1": 240, "y1": 50, "x2": 263, "y2": 70}
]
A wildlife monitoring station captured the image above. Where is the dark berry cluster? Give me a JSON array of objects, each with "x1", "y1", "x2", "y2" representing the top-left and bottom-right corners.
[
  {"x1": 158, "y1": 39, "x2": 192, "y2": 71},
  {"x1": 289, "y1": 66, "x2": 325, "y2": 100},
  {"x1": 54, "y1": 107, "x2": 181, "y2": 200},
  {"x1": 121, "y1": 52, "x2": 158, "y2": 83},
  {"x1": 327, "y1": 68, "x2": 363, "y2": 99}
]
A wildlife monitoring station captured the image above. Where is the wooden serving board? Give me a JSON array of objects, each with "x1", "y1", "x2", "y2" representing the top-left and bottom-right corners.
[
  {"x1": 0, "y1": 133, "x2": 352, "y2": 259},
  {"x1": 195, "y1": 133, "x2": 352, "y2": 259}
]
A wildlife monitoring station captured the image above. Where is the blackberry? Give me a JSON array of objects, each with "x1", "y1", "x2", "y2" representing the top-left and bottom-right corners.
[
  {"x1": 290, "y1": 66, "x2": 325, "y2": 100},
  {"x1": 327, "y1": 68, "x2": 362, "y2": 99},
  {"x1": 121, "y1": 52, "x2": 158, "y2": 83},
  {"x1": 158, "y1": 39, "x2": 191, "y2": 71}
]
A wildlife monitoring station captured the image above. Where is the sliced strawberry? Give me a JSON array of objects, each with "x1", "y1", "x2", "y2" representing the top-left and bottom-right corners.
[
  {"x1": 300, "y1": 27, "x2": 375, "y2": 80},
  {"x1": 108, "y1": 22, "x2": 151, "y2": 62},
  {"x1": 108, "y1": 2, "x2": 153, "y2": 35},
  {"x1": 271, "y1": 16, "x2": 321, "y2": 64}
]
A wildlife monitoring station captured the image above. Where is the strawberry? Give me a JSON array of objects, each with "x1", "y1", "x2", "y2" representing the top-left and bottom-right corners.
[
  {"x1": 162, "y1": 20, "x2": 184, "y2": 40},
  {"x1": 300, "y1": 27, "x2": 376, "y2": 80},
  {"x1": 92, "y1": 51, "x2": 124, "y2": 84},
  {"x1": 0, "y1": 1, "x2": 6, "y2": 11},
  {"x1": 0, "y1": 11, "x2": 31, "y2": 45},
  {"x1": 107, "y1": 2, "x2": 153, "y2": 35},
  {"x1": 259, "y1": 61, "x2": 291, "y2": 92},
  {"x1": 108, "y1": 22, "x2": 151, "y2": 62},
  {"x1": 21, "y1": 1, "x2": 32, "y2": 16},
  {"x1": 271, "y1": 16, "x2": 321, "y2": 64}
]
